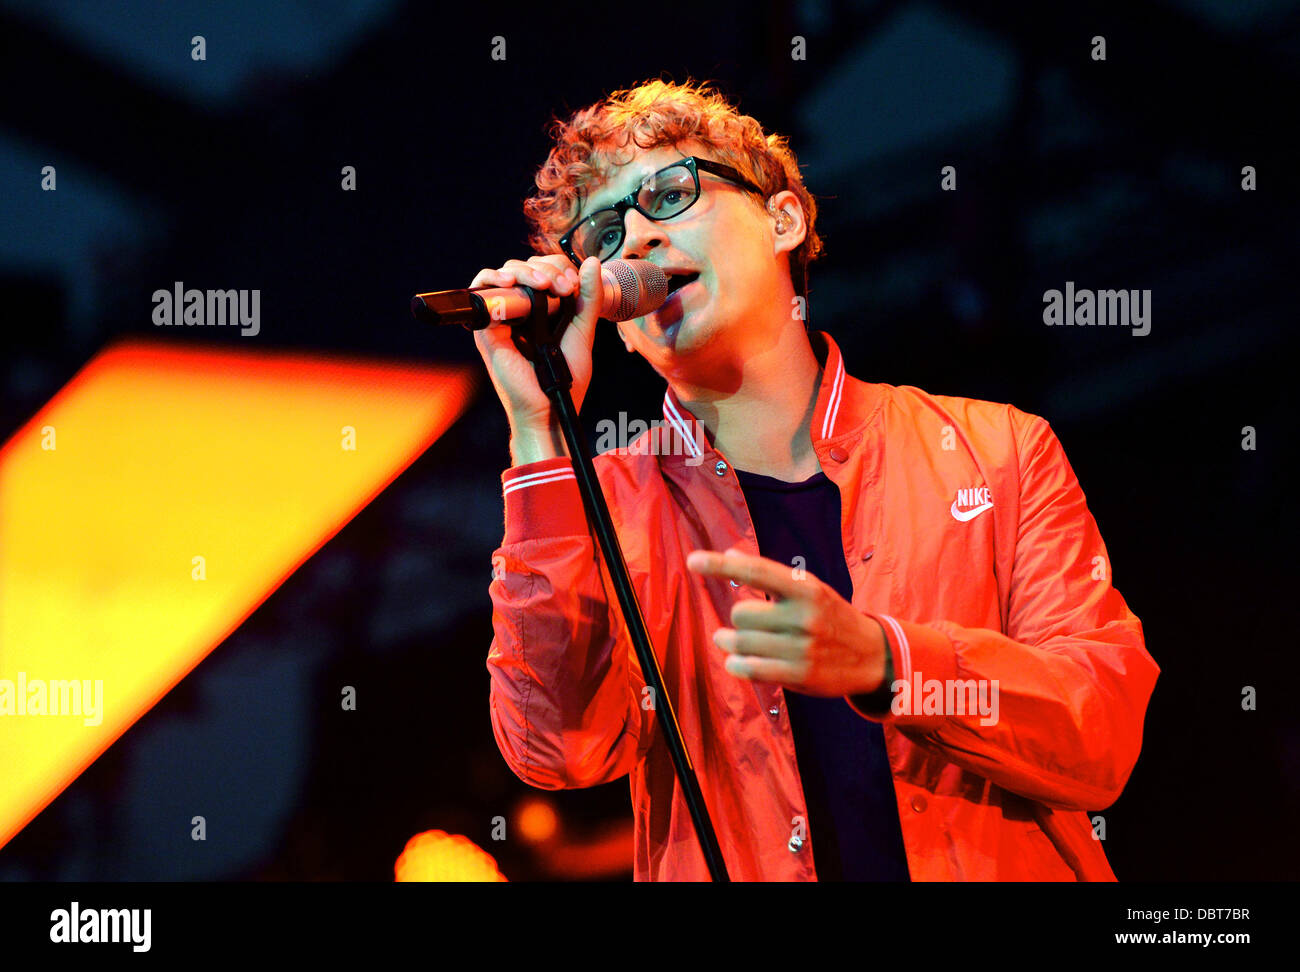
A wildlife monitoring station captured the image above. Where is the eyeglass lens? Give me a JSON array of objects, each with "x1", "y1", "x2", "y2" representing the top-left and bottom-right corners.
[{"x1": 574, "y1": 163, "x2": 699, "y2": 260}]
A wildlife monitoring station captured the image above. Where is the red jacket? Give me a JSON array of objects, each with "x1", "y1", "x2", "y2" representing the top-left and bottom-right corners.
[{"x1": 486, "y1": 329, "x2": 1158, "y2": 881}]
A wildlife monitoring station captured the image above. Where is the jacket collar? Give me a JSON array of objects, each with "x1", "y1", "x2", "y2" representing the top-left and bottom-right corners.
[{"x1": 658, "y1": 330, "x2": 883, "y2": 466}]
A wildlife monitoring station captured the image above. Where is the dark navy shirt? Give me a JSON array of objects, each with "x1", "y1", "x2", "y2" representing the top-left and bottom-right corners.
[{"x1": 733, "y1": 466, "x2": 911, "y2": 882}]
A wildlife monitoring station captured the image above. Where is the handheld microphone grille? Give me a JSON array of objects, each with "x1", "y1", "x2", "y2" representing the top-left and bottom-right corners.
[{"x1": 606, "y1": 260, "x2": 670, "y2": 320}]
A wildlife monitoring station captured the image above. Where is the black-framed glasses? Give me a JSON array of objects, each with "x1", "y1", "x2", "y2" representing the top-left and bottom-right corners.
[{"x1": 558, "y1": 156, "x2": 766, "y2": 265}]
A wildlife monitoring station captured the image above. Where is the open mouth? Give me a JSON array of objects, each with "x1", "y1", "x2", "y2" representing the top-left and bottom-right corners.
[{"x1": 665, "y1": 272, "x2": 700, "y2": 298}]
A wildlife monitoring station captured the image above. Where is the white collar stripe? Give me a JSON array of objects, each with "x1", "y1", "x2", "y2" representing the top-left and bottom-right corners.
[
  {"x1": 662, "y1": 394, "x2": 703, "y2": 458},
  {"x1": 820, "y1": 356, "x2": 845, "y2": 440}
]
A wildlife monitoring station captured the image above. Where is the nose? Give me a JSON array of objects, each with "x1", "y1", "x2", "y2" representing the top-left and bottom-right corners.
[{"x1": 619, "y1": 208, "x2": 668, "y2": 260}]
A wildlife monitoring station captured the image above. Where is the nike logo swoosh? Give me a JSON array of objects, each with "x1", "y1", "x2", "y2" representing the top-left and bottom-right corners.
[{"x1": 950, "y1": 500, "x2": 993, "y2": 522}]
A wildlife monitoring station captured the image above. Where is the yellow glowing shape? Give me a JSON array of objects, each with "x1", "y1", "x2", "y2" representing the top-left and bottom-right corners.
[
  {"x1": 0, "y1": 340, "x2": 476, "y2": 850},
  {"x1": 394, "y1": 830, "x2": 507, "y2": 882}
]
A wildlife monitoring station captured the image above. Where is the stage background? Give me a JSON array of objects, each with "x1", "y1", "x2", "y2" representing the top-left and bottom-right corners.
[{"x1": 1, "y1": 0, "x2": 1296, "y2": 880}]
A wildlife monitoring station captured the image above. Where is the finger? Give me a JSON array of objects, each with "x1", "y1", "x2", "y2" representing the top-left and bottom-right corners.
[
  {"x1": 577, "y1": 255, "x2": 601, "y2": 312},
  {"x1": 530, "y1": 254, "x2": 577, "y2": 275},
  {"x1": 473, "y1": 318, "x2": 520, "y2": 355},
  {"x1": 566, "y1": 256, "x2": 604, "y2": 340},
  {"x1": 686, "y1": 548, "x2": 819, "y2": 601},
  {"x1": 713, "y1": 626, "x2": 810, "y2": 661},
  {"x1": 722, "y1": 653, "x2": 806, "y2": 685},
  {"x1": 470, "y1": 267, "x2": 518, "y2": 289},
  {"x1": 470, "y1": 295, "x2": 515, "y2": 351},
  {"x1": 502, "y1": 259, "x2": 567, "y2": 293},
  {"x1": 525, "y1": 254, "x2": 577, "y2": 292},
  {"x1": 729, "y1": 598, "x2": 807, "y2": 634}
]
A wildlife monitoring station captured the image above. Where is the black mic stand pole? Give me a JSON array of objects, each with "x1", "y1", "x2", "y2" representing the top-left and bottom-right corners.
[{"x1": 502, "y1": 286, "x2": 730, "y2": 882}]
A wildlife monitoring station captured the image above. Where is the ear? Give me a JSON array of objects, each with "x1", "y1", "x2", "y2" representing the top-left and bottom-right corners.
[
  {"x1": 616, "y1": 323, "x2": 633, "y2": 352},
  {"x1": 765, "y1": 191, "x2": 807, "y2": 256}
]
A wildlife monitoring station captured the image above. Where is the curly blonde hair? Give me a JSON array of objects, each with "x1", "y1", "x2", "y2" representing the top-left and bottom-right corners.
[{"x1": 523, "y1": 78, "x2": 824, "y2": 299}]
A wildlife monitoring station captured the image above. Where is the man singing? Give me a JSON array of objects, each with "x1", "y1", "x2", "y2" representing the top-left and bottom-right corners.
[{"x1": 473, "y1": 78, "x2": 1159, "y2": 881}]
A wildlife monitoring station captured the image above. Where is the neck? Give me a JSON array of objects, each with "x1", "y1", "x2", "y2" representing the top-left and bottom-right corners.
[{"x1": 673, "y1": 326, "x2": 824, "y2": 481}]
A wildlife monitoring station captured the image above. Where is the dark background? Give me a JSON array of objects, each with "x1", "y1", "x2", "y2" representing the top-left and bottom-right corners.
[{"x1": 1, "y1": 0, "x2": 1296, "y2": 881}]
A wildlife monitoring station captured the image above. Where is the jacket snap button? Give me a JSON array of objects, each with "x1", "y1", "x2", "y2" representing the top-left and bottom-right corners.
[
  {"x1": 828, "y1": 447, "x2": 848, "y2": 463},
  {"x1": 714, "y1": 461, "x2": 727, "y2": 476},
  {"x1": 910, "y1": 795, "x2": 928, "y2": 813},
  {"x1": 768, "y1": 706, "x2": 780, "y2": 718},
  {"x1": 787, "y1": 835, "x2": 804, "y2": 852}
]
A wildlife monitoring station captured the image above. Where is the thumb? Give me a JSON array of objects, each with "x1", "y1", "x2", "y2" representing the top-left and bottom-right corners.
[
  {"x1": 569, "y1": 256, "x2": 604, "y2": 343},
  {"x1": 579, "y1": 255, "x2": 602, "y2": 307}
]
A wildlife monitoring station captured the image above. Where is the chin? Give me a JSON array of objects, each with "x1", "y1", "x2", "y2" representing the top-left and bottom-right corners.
[{"x1": 655, "y1": 311, "x2": 705, "y2": 349}]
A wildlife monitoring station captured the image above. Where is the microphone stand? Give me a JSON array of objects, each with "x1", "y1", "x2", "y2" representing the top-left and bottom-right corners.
[{"x1": 502, "y1": 285, "x2": 730, "y2": 882}]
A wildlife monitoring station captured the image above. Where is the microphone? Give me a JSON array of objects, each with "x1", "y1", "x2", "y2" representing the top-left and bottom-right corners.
[{"x1": 411, "y1": 259, "x2": 670, "y2": 329}]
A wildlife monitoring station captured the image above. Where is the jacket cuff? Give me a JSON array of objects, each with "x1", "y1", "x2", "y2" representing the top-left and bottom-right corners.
[
  {"x1": 848, "y1": 618, "x2": 895, "y2": 714},
  {"x1": 846, "y1": 613, "x2": 959, "y2": 724},
  {"x1": 501, "y1": 458, "x2": 589, "y2": 544}
]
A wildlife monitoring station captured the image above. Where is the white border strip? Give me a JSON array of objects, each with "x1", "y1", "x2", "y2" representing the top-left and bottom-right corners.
[
  {"x1": 503, "y1": 469, "x2": 576, "y2": 495},
  {"x1": 820, "y1": 356, "x2": 845, "y2": 440},
  {"x1": 879, "y1": 614, "x2": 912, "y2": 683},
  {"x1": 505, "y1": 467, "x2": 574, "y2": 486},
  {"x1": 662, "y1": 392, "x2": 703, "y2": 458}
]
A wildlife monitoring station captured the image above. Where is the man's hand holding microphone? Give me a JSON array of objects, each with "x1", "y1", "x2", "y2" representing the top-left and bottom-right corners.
[
  {"x1": 469, "y1": 255, "x2": 602, "y2": 465},
  {"x1": 412, "y1": 255, "x2": 669, "y2": 466}
]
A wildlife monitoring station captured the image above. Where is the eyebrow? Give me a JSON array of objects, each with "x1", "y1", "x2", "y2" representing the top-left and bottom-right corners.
[{"x1": 577, "y1": 154, "x2": 689, "y2": 225}]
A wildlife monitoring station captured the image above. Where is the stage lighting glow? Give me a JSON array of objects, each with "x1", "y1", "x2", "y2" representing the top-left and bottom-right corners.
[
  {"x1": 0, "y1": 340, "x2": 475, "y2": 850},
  {"x1": 515, "y1": 796, "x2": 559, "y2": 844},
  {"x1": 394, "y1": 830, "x2": 507, "y2": 882}
]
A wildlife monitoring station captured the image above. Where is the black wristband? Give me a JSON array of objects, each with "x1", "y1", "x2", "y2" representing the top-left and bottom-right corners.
[{"x1": 850, "y1": 619, "x2": 895, "y2": 713}]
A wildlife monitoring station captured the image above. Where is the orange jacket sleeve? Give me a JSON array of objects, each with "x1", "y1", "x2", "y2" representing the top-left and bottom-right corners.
[
  {"x1": 486, "y1": 457, "x2": 654, "y2": 790},
  {"x1": 850, "y1": 416, "x2": 1160, "y2": 812}
]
